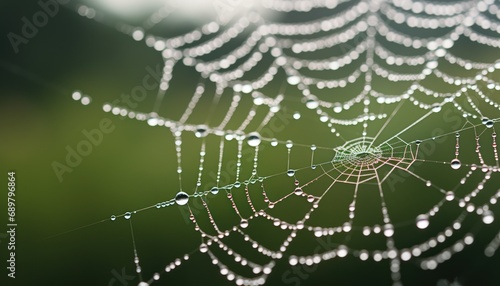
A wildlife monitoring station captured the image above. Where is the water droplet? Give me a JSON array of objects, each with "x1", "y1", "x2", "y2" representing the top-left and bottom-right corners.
[
  {"x1": 285, "y1": 140, "x2": 293, "y2": 148},
  {"x1": 287, "y1": 169, "x2": 295, "y2": 177},
  {"x1": 110, "y1": 215, "x2": 116, "y2": 221},
  {"x1": 289, "y1": 256, "x2": 298, "y2": 265},
  {"x1": 485, "y1": 120, "x2": 494, "y2": 128},
  {"x1": 287, "y1": 75, "x2": 300, "y2": 85},
  {"x1": 415, "y1": 140, "x2": 422, "y2": 145},
  {"x1": 445, "y1": 191, "x2": 455, "y2": 201},
  {"x1": 234, "y1": 181, "x2": 241, "y2": 188},
  {"x1": 270, "y1": 104, "x2": 280, "y2": 113},
  {"x1": 200, "y1": 243, "x2": 208, "y2": 253},
  {"x1": 224, "y1": 132, "x2": 234, "y2": 141},
  {"x1": 483, "y1": 210, "x2": 494, "y2": 224},
  {"x1": 271, "y1": 138, "x2": 278, "y2": 146},
  {"x1": 337, "y1": 245, "x2": 348, "y2": 257},
  {"x1": 147, "y1": 117, "x2": 158, "y2": 126},
  {"x1": 311, "y1": 164, "x2": 317, "y2": 169},
  {"x1": 253, "y1": 96, "x2": 264, "y2": 105},
  {"x1": 246, "y1": 132, "x2": 261, "y2": 147},
  {"x1": 175, "y1": 191, "x2": 189, "y2": 205},
  {"x1": 305, "y1": 99, "x2": 319, "y2": 109},
  {"x1": 333, "y1": 104, "x2": 342, "y2": 113},
  {"x1": 307, "y1": 195, "x2": 315, "y2": 202},
  {"x1": 431, "y1": 103, "x2": 441, "y2": 112},
  {"x1": 383, "y1": 224, "x2": 394, "y2": 237},
  {"x1": 293, "y1": 112, "x2": 301, "y2": 119},
  {"x1": 195, "y1": 125, "x2": 208, "y2": 138},
  {"x1": 294, "y1": 187, "x2": 303, "y2": 195},
  {"x1": 240, "y1": 219, "x2": 249, "y2": 228},
  {"x1": 211, "y1": 187, "x2": 219, "y2": 195},
  {"x1": 124, "y1": 212, "x2": 131, "y2": 220},
  {"x1": 296, "y1": 221, "x2": 304, "y2": 229},
  {"x1": 416, "y1": 214, "x2": 429, "y2": 229},
  {"x1": 450, "y1": 159, "x2": 461, "y2": 170},
  {"x1": 310, "y1": 144, "x2": 317, "y2": 151}
]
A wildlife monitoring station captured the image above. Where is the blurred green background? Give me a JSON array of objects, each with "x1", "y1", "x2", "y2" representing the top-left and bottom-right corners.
[{"x1": 1, "y1": 1, "x2": 500, "y2": 286}]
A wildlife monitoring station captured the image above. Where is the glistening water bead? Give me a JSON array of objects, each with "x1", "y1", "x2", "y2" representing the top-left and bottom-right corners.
[
  {"x1": 445, "y1": 191, "x2": 455, "y2": 201},
  {"x1": 195, "y1": 125, "x2": 208, "y2": 138},
  {"x1": 287, "y1": 169, "x2": 295, "y2": 177},
  {"x1": 240, "y1": 219, "x2": 249, "y2": 228},
  {"x1": 416, "y1": 214, "x2": 429, "y2": 229},
  {"x1": 175, "y1": 191, "x2": 189, "y2": 205},
  {"x1": 431, "y1": 103, "x2": 442, "y2": 112},
  {"x1": 450, "y1": 159, "x2": 461, "y2": 170},
  {"x1": 483, "y1": 210, "x2": 494, "y2": 224},
  {"x1": 210, "y1": 187, "x2": 219, "y2": 195},
  {"x1": 246, "y1": 132, "x2": 261, "y2": 147},
  {"x1": 294, "y1": 187, "x2": 303, "y2": 195}
]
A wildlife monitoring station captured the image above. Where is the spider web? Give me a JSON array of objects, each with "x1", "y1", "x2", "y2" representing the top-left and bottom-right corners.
[{"x1": 64, "y1": 0, "x2": 500, "y2": 285}]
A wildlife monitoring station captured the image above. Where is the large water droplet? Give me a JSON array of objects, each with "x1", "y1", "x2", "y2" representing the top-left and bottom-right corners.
[
  {"x1": 431, "y1": 103, "x2": 441, "y2": 112},
  {"x1": 482, "y1": 210, "x2": 494, "y2": 224},
  {"x1": 200, "y1": 243, "x2": 208, "y2": 253},
  {"x1": 195, "y1": 125, "x2": 208, "y2": 138},
  {"x1": 147, "y1": 117, "x2": 158, "y2": 126},
  {"x1": 175, "y1": 191, "x2": 189, "y2": 205},
  {"x1": 285, "y1": 140, "x2": 293, "y2": 148},
  {"x1": 296, "y1": 221, "x2": 304, "y2": 229},
  {"x1": 383, "y1": 224, "x2": 394, "y2": 237},
  {"x1": 240, "y1": 219, "x2": 249, "y2": 228},
  {"x1": 110, "y1": 215, "x2": 116, "y2": 221},
  {"x1": 287, "y1": 169, "x2": 295, "y2": 177},
  {"x1": 485, "y1": 120, "x2": 494, "y2": 128},
  {"x1": 124, "y1": 212, "x2": 131, "y2": 220},
  {"x1": 307, "y1": 195, "x2": 315, "y2": 202},
  {"x1": 271, "y1": 138, "x2": 278, "y2": 146},
  {"x1": 211, "y1": 187, "x2": 219, "y2": 195},
  {"x1": 333, "y1": 104, "x2": 342, "y2": 113},
  {"x1": 450, "y1": 159, "x2": 461, "y2": 170},
  {"x1": 305, "y1": 99, "x2": 319, "y2": 109},
  {"x1": 337, "y1": 245, "x2": 348, "y2": 257},
  {"x1": 416, "y1": 214, "x2": 429, "y2": 229},
  {"x1": 445, "y1": 191, "x2": 455, "y2": 201},
  {"x1": 246, "y1": 132, "x2": 261, "y2": 147},
  {"x1": 294, "y1": 187, "x2": 303, "y2": 195},
  {"x1": 287, "y1": 75, "x2": 300, "y2": 85}
]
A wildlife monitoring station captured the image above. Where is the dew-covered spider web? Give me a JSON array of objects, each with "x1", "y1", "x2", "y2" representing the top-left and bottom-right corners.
[{"x1": 63, "y1": 0, "x2": 500, "y2": 285}]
